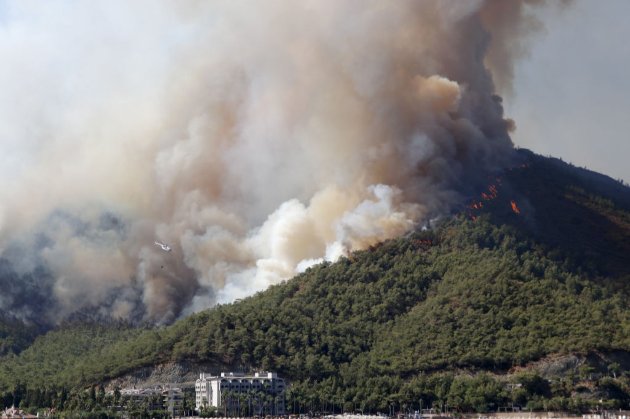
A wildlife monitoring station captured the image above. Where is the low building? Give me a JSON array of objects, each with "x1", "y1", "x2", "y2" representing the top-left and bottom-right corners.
[
  {"x1": 117, "y1": 386, "x2": 183, "y2": 414},
  {"x1": 195, "y1": 371, "x2": 286, "y2": 415},
  {"x1": 162, "y1": 387, "x2": 184, "y2": 417},
  {"x1": 120, "y1": 387, "x2": 164, "y2": 411},
  {"x1": 1, "y1": 406, "x2": 38, "y2": 419}
]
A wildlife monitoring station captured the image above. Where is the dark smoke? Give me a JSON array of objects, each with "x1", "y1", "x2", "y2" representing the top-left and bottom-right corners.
[{"x1": 0, "y1": 1, "x2": 565, "y2": 324}]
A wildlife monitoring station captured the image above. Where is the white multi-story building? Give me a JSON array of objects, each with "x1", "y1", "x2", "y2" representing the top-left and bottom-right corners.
[{"x1": 195, "y1": 372, "x2": 286, "y2": 415}]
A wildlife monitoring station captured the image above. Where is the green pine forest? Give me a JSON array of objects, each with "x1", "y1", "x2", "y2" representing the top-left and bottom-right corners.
[{"x1": 1, "y1": 149, "x2": 630, "y2": 416}]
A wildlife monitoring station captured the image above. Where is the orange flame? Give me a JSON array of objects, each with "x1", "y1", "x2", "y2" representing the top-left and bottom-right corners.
[
  {"x1": 481, "y1": 185, "x2": 498, "y2": 201},
  {"x1": 510, "y1": 200, "x2": 520, "y2": 214}
]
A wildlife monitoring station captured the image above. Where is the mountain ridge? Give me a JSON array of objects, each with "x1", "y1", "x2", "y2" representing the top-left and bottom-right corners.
[{"x1": 1, "y1": 149, "x2": 630, "y2": 413}]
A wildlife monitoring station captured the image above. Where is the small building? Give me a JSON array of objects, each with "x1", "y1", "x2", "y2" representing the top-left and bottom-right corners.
[
  {"x1": 1, "y1": 406, "x2": 38, "y2": 419},
  {"x1": 195, "y1": 371, "x2": 286, "y2": 415},
  {"x1": 162, "y1": 387, "x2": 184, "y2": 417},
  {"x1": 119, "y1": 386, "x2": 164, "y2": 411},
  {"x1": 117, "y1": 386, "x2": 182, "y2": 414}
]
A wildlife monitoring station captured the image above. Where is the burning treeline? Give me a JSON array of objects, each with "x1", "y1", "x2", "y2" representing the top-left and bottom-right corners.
[
  {"x1": 0, "y1": 1, "x2": 563, "y2": 324},
  {"x1": 466, "y1": 173, "x2": 524, "y2": 221}
]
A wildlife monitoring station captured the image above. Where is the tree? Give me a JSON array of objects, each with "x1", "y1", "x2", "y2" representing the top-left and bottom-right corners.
[
  {"x1": 517, "y1": 373, "x2": 552, "y2": 399},
  {"x1": 608, "y1": 362, "x2": 621, "y2": 379},
  {"x1": 1, "y1": 391, "x2": 13, "y2": 409},
  {"x1": 12, "y1": 383, "x2": 25, "y2": 408},
  {"x1": 113, "y1": 387, "x2": 121, "y2": 406}
]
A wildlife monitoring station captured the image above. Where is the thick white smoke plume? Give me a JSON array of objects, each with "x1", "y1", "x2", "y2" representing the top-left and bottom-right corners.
[{"x1": 0, "y1": 1, "x2": 553, "y2": 324}]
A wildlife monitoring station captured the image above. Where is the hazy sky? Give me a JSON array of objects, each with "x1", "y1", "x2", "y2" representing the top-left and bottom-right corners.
[
  {"x1": 0, "y1": 1, "x2": 626, "y2": 184},
  {"x1": 506, "y1": 0, "x2": 630, "y2": 183}
]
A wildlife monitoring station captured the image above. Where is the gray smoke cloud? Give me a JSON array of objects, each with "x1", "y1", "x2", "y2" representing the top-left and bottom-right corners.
[{"x1": 0, "y1": 0, "x2": 557, "y2": 324}]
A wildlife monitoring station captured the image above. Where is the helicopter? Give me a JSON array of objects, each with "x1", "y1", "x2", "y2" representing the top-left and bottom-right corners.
[{"x1": 154, "y1": 241, "x2": 172, "y2": 252}]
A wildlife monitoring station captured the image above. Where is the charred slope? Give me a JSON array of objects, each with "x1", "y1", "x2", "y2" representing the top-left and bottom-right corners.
[
  {"x1": 1, "y1": 150, "x2": 629, "y2": 412},
  {"x1": 464, "y1": 148, "x2": 630, "y2": 278}
]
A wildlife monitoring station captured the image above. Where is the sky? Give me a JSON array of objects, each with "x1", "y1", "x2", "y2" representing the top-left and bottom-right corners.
[
  {"x1": 0, "y1": 1, "x2": 624, "y2": 181},
  {"x1": 506, "y1": 0, "x2": 630, "y2": 184}
]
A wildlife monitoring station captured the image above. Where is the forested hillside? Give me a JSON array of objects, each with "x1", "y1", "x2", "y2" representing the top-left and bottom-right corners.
[
  {"x1": 0, "y1": 316, "x2": 43, "y2": 357},
  {"x1": 1, "y1": 150, "x2": 630, "y2": 414}
]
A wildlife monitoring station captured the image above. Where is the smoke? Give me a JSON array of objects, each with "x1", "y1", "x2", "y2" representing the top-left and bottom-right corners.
[{"x1": 0, "y1": 0, "x2": 556, "y2": 324}]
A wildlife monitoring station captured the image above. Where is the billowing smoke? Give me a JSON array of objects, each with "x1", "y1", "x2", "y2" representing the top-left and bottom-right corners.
[{"x1": 0, "y1": 1, "x2": 555, "y2": 324}]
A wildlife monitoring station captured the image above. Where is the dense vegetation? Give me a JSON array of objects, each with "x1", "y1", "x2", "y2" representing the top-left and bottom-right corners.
[
  {"x1": 0, "y1": 316, "x2": 44, "y2": 357},
  {"x1": 1, "y1": 150, "x2": 630, "y2": 416}
]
